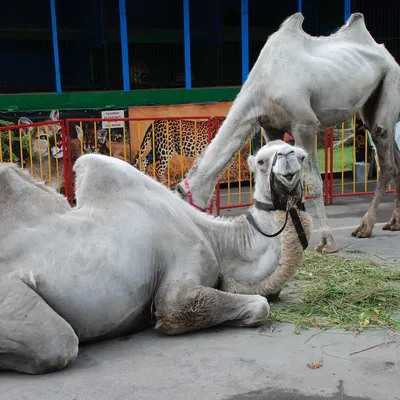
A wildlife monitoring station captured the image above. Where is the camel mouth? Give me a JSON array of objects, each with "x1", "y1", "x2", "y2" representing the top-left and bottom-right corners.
[
  {"x1": 281, "y1": 173, "x2": 296, "y2": 183},
  {"x1": 284, "y1": 173, "x2": 295, "y2": 182}
]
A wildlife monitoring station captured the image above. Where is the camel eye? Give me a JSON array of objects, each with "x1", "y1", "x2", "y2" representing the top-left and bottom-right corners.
[{"x1": 257, "y1": 160, "x2": 264, "y2": 165}]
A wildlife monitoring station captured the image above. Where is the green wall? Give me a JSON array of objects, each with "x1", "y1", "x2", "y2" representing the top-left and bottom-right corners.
[{"x1": 0, "y1": 88, "x2": 241, "y2": 112}]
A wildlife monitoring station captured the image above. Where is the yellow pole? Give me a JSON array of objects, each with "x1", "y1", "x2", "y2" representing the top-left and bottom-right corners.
[
  {"x1": 94, "y1": 121, "x2": 98, "y2": 153},
  {"x1": 123, "y1": 122, "x2": 127, "y2": 162},
  {"x1": 8, "y1": 130, "x2": 13, "y2": 163},
  {"x1": 364, "y1": 128, "x2": 368, "y2": 192},
  {"x1": 28, "y1": 130, "x2": 33, "y2": 175},
  {"x1": 353, "y1": 114, "x2": 356, "y2": 193},
  {"x1": 238, "y1": 152, "x2": 242, "y2": 204},
  {"x1": 227, "y1": 166, "x2": 231, "y2": 206},
  {"x1": 19, "y1": 128, "x2": 23, "y2": 168},
  {"x1": 37, "y1": 127, "x2": 43, "y2": 180},
  {"x1": 108, "y1": 122, "x2": 112, "y2": 156},
  {"x1": 53, "y1": 125, "x2": 60, "y2": 191},
  {"x1": 0, "y1": 132, "x2": 3, "y2": 163},
  {"x1": 249, "y1": 140, "x2": 253, "y2": 203},
  {"x1": 45, "y1": 125, "x2": 52, "y2": 188},
  {"x1": 341, "y1": 122, "x2": 344, "y2": 194},
  {"x1": 80, "y1": 121, "x2": 83, "y2": 155}
]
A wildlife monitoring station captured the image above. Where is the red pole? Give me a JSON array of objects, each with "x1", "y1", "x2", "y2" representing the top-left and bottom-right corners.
[
  {"x1": 65, "y1": 122, "x2": 74, "y2": 206},
  {"x1": 324, "y1": 129, "x2": 328, "y2": 204},
  {"x1": 329, "y1": 127, "x2": 334, "y2": 204}
]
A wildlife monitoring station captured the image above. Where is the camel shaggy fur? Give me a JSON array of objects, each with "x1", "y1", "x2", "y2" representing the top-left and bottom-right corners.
[
  {"x1": 0, "y1": 140, "x2": 311, "y2": 374},
  {"x1": 176, "y1": 12, "x2": 400, "y2": 253}
]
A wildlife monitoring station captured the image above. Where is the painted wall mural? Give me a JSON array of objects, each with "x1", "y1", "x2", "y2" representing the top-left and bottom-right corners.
[{"x1": 128, "y1": 101, "x2": 254, "y2": 188}]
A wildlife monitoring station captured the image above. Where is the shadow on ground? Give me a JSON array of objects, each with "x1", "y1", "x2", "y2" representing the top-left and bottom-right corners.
[{"x1": 225, "y1": 381, "x2": 371, "y2": 400}]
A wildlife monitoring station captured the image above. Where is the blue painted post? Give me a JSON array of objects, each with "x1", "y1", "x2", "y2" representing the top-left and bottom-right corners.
[
  {"x1": 119, "y1": 0, "x2": 130, "y2": 91},
  {"x1": 344, "y1": 0, "x2": 351, "y2": 22},
  {"x1": 183, "y1": 0, "x2": 192, "y2": 90},
  {"x1": 298, "y1": 0, "x2": 302, "y2": 13},
  {"x1": 50, "y1": 0, "x2": 62, "y2": 93},
  {"x1": 241, "y1": 0, "x2": 249, "y2": 83}
]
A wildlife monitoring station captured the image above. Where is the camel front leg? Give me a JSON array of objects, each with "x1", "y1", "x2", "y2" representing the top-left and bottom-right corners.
[
  {"x1": 154, "y1": 284, "x2": 270, "y2": 335},
  {"x1": 292, "y1": 124, "x2": 338, "y2": 253},
  {"x1": 304, "y1": 150, "x2": 338, "y2": 253},
  {"x1": 0, "y1": 277, "x2": 79, "y2": 374},
  {"x1": 352, "y1": 128, "x2": 397, "y2": 238}
]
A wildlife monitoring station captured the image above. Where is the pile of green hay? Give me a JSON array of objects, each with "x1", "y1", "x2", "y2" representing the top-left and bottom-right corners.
[{"x1": 269, "y1": 251, "x2": 400, "y2": 332}]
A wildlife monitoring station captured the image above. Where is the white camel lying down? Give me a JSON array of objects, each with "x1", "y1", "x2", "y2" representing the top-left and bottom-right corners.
[{"x1": 0, "y1": 140, "x2": 311, "y2": 374}]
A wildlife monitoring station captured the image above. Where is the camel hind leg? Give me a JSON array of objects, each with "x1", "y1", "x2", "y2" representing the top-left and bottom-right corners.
[
  {"x1": 352, "y1": 71, "x2": 400, "y2": 238},
  {"x1": 0, "y1": 277, "x2": 78, "y2": 374}
]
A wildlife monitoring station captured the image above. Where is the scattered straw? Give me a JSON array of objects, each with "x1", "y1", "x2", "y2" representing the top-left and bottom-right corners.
[{"x1": 269, "y1": 251, "x2": 400, "y2": 331}]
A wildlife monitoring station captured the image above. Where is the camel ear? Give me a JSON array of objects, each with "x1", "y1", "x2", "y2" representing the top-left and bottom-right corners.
[{"x1": 247, "y1": 155, "x2": 257, "y2": 172}]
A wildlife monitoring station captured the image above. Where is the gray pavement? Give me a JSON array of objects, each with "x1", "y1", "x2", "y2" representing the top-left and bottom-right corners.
[{"x1": 1, "y1": 193, "x2": 399, "y2": 400}]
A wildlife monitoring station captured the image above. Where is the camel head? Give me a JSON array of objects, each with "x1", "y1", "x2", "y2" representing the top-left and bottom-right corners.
[{"x1": 248, "y1": 140, "x2": 307, "y2": 206}]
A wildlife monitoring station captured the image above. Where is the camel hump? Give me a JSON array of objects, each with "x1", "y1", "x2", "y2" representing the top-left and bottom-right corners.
[
  {"x1": 343, "y1": 13, "x2": 368, "y2": 33},
  {"x1": 346, "y1": 12, "x2": 365, "y2": 27},
  {"x1": 278, "y1": 12, "x2": 304, "y2": 32},
  {"x1": 340, "y1": 13, "x2": 371, "y2": 40}
]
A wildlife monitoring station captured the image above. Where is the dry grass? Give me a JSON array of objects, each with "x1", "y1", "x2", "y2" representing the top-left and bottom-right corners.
[{"x1": 269, "y1": 251, "x2": 400, "y2": 332}]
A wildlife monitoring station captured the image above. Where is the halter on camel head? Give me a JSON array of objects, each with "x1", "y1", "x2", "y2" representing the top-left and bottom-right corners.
[
  {"x1": 246, "y1": 151, "x2": 308, "y2": 250},
  {"x1": 179, "y1": 150, "x2": 308, "y2": 250}
]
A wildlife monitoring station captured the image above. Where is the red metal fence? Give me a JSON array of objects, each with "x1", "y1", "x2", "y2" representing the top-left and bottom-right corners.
[{"x1": 0, "y1": 116, "x2": 394, "y2": 214}]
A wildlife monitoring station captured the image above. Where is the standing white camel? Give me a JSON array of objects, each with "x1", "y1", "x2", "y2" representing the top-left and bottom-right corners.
[
  {"x1": 0, "y1": 140, "x2": 311, "y2": 374},
  {"x1": 176, "y1": 12, "x2": 400, "y2": 253}
]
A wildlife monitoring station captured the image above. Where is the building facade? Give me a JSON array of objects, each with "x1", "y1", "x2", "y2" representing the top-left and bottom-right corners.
[{"x1": 0, "y1": 0, "x2": 398, "y2": 112}]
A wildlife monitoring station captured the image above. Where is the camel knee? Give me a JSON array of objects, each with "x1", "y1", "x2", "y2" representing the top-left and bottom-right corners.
[
  {"x1": 305, "y1": 171, "x2": 323, "y2": 199},
  {"x1": 27, "y1": 330, "x2": 79, "y2": 374},
  {"x1": 3, "y1": 323, "x2": 79, "y2": 375}
]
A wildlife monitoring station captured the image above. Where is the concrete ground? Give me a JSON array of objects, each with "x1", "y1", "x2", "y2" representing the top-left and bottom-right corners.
[{"x1": 1, "y1": 193, "x2": 399, "y2": 400}]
